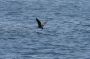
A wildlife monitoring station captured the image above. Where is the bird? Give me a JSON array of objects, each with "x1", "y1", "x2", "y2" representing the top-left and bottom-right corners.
[{"x1": 36, "y1": 18, "x2": 46, "y2": 29}]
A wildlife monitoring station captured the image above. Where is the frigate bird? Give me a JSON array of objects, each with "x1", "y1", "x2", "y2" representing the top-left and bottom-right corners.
[{"x1": 36, "y1": 18, "x2": 46, "y2": 29}]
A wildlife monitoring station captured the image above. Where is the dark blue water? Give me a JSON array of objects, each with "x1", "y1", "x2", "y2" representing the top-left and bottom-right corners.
[{"x1": 0, "y1": 0, "x2": 90, "y2": 59}]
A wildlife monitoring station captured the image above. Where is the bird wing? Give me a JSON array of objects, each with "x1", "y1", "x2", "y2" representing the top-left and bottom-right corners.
[
  {"x1": 36, "y1": 18, "x2": 42, "y2": 28},
  {"x1": 41, "y1": 21, "x2": 47, "y2": 26}
]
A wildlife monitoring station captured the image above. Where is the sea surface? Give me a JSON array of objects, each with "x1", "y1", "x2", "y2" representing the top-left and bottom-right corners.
[{"x1": 0, "y1": 0, "x2": 90, "y2": 59}]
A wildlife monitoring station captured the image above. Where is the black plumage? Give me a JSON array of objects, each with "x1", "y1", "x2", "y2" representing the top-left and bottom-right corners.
[{"x1": 36, "y1": 18, "x2": 43, "y2": 29}]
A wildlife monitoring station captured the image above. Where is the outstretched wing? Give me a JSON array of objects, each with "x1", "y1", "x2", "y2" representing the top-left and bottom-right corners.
[
  {"x1": 36, "y1": 18, "x2": 43, "y2": 29},
  {"x1": 42, "y1": 21, "x2": 47, "y2": 26}
]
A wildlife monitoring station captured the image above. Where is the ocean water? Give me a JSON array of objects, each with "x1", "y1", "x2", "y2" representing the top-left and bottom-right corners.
[{"x1": 0, "y1": 0, "x2": 90, "y2": 59}]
